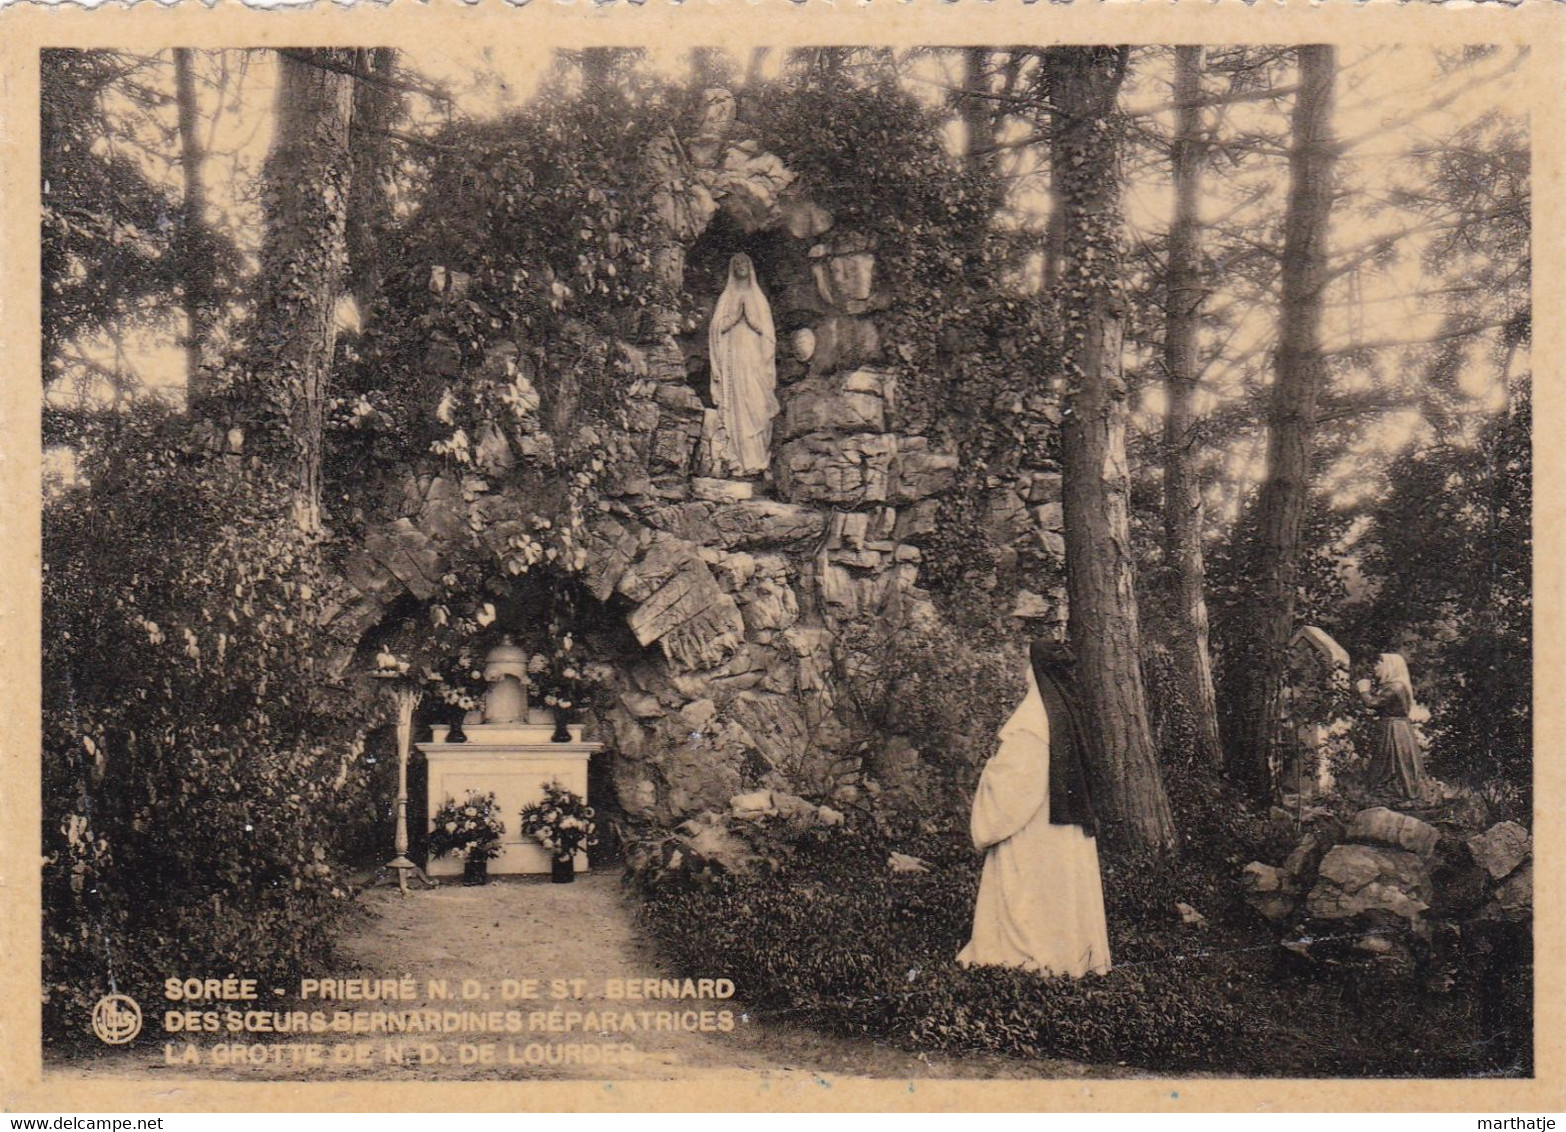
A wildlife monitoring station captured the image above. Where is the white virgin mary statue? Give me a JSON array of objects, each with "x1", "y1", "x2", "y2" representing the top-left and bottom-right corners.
[
  {"x1": 958, "y1": 640, "x2": 1112, "y2": 978},
  {"x1": 708, "y1": 253, "x2": 779, "y2": 477}
]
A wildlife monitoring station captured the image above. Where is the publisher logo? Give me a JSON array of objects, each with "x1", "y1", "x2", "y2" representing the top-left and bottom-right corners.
[{"x1": 91, "y1": 993, "x2": 142, "y2": 1044}]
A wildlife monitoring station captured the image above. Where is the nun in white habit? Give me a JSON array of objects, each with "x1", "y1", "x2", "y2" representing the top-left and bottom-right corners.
[
  {"x1": 708, "y1": 252, "x2": 779, "y2": 477},
  {"x1": 958, "y1": 640, "x2": 1112, "y2": 977}
]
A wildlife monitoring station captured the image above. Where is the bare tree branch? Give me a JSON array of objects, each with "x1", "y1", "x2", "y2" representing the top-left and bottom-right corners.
[{"x1": 1324, "y1": 318, "x2": 1509, "y2": 356}]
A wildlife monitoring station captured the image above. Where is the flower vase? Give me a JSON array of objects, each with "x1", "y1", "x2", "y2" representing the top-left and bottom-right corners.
[
  {"x1": 550, "y1": 855, "x2": 574, "y2": 884},
  {"x1": 551, "y1": 714, "x2": 572, "y2": 743},
  {"x1": 463, "y1": 856, "x2": 489, "y2": 886}
]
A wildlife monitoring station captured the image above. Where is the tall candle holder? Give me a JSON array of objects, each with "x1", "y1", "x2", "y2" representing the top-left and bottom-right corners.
[{"x1": 373, "y1": 653, "x2": 436, "y2": 895}]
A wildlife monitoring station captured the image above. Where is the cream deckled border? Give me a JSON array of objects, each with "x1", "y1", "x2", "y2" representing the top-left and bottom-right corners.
[{"x1": 1, "y1": 1, "x2": 1560, "y2": 1113}]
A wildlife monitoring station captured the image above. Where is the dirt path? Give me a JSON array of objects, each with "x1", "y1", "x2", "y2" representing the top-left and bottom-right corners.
[{"x1": 51, "y1": 872, "x2": 1125, "y2": 1083}]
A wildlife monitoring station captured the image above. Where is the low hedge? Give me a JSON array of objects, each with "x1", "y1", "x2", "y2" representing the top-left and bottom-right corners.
[{"x1": 637, "y1": 823, "x2": 1267, "y2": 1073}]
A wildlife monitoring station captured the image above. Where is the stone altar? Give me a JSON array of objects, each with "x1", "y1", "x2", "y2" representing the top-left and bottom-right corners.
[{"x1": 418, "y1": 722, "x2": 601, "y2": 877}]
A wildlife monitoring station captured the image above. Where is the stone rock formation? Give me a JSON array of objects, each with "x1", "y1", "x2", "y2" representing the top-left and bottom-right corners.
[
  {"x1": 1241, "y1": 802, "x2": 1532, "y2": 980},
  {"x1": 1465, "y1": 820, "x2": 1531, "y2": 881},
  {"x1": 1307, "y1": 844, "x2": 1433, "y2": 923},
  {"x1": 321, "y1": 88, "x2": 1072, "y2": 829},
  {"x1": 1345, "y1": 806, "x2": 1441, "y2": 857},
  {"x1": 1240, "y1": 862, "x2": 1298, "y2": 923}
]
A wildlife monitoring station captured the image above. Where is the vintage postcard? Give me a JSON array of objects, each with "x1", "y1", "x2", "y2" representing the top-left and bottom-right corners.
[{"x1": 0, "y1": 0, "x2": 1561, "y2": 1114}]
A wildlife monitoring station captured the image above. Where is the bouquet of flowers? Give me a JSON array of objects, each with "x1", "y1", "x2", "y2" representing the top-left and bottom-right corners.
[
  {"x1": 518, "y1": 782, "x2": 598, "y2": 862},
  {"x1": 421, "y1": 646, "x2": 487, "y2": 716},
  {"x1": 526, "y1": 632, "x2": 583, "y2": 715},
  {"x1": 427, "y1": 791, "x2": 506, "y2": 861},
  {"x1": 526, "y1": 629, "x2": 614, "y2": 717}
]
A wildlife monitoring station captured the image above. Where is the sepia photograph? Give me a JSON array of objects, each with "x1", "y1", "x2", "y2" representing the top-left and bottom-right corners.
[{"x1": 8, "y1": 18, "x2": 1549, "y2": 1108}]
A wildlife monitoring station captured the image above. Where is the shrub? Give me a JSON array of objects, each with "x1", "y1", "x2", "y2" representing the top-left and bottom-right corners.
[
  {"x1": 42, "y1": 410, "x2": 381, "y2": 1044},
  {"x1": 827, "y1": 615, "x2": 1022, "y2": 828}
]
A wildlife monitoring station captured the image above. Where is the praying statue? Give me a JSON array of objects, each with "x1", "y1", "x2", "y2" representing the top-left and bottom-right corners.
[
  {"x1": 708, "y1": 253, "x2": 778, "y2": 477},
  {"x1": 958, "y1": 641, "x2": 1112, "y2": 978},
  {"x1": 1356, "y1": 652, "x2": 1430, "y2": 799}
]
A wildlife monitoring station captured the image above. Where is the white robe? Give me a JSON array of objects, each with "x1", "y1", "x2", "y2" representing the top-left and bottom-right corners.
[
  {"x1": 708, "y1": 262, "x2": 778, "y2": 477},
  {"x1": 957, "y1": 667, "x2": 1112, "y2": 977}
]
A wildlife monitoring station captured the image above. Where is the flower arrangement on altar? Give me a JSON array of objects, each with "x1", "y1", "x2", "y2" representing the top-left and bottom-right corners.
[
  {"x1": 518, "y1": 781, "x2": 598, "y2": 862},
  {"x1": 527, "y1": 630, "x2": 613, "y2": 716},
  {"x1": 420, "y1": 646, "x2": 487, "y2": 715},
  {"x1": 529, "y1": 631, "x2": 577, "y2": 713},
  {"x1": 421, "y1": 638, "x2": 612, "y2": 711},
  {"x1": 427, "y1": 791, "x2": 506, "y2": 862}
]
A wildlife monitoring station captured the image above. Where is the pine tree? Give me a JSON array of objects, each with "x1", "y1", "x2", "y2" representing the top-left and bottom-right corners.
[{"x1": 1048, "y1": 46, "x2": 1177, "y2": 850}]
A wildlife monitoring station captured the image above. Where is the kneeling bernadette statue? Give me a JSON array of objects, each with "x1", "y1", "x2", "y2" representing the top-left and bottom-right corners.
[{"x1": 958, "y1": 640, "x2": 1112, "y2": 977}]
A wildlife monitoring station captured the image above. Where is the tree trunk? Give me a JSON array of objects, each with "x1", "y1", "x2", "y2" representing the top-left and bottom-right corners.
[
  {"x1": 256, "y1": 48, "x2": 356, "y2": 537},
  {"x1": 1042, "y1": 203, "x2": 1065, "y2": 291},
  {"x1": 579, "y1": 48, "x2": 615, "y2": 96},
  {"x1": 959, "y1": 48, "x2": 996, "y2": 176},
  {"x1": 346, "y1": 48, "x2": 402, "y2": 318},
  {"x1": 798, "y1": 47, "x2": 850, "y2": 89},
  {"x1": 173, "y1": 48, "x2": 215, "y2": 406},
  {"x1": 960, "y1": 48, "x2": 1013, "y2": 218},
  {"x1": 1162, "y1": 45, "x2": 1224, "y2": 770},
  {"x1": 1231, "y1": 45, "x2": 1338, "y2": 800},
  {"x1": 1048, "y1": 47, "x2": 1177, "y2": 851},
  {"x1": 743, "y1": 48, "x2": 770, "y2": 88}
]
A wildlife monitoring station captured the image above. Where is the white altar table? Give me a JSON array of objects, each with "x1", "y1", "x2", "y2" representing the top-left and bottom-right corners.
[{"x1": 418, "y1": 722, "x2": 600, "y2": 877}]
